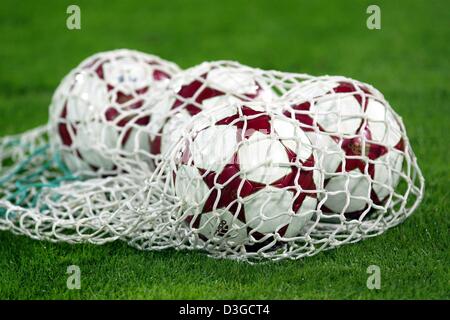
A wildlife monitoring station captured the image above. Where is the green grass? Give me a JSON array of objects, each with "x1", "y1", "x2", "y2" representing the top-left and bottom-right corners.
[{"x1": 0, "y1": 0, "x2": 449, "y2": 299}]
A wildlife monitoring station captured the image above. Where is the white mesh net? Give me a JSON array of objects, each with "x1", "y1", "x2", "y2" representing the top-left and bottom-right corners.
[{"x1": 0, "y1": 55, "x2": 424, "y2": 262}]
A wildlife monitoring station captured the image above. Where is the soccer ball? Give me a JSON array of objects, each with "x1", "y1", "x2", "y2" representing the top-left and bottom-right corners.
[
  {"x1": 49, "y1": 49, "x2": 180, "y2": 175},
  {"x1": 283, "y1": 77, "x2": 405, "y2": 220},
  {"x1": 150, "y1": 61, "x2": 276, "y2": 156},
  {"x1": 173, "y1": 103, "x2": 320, "y2": 250}
]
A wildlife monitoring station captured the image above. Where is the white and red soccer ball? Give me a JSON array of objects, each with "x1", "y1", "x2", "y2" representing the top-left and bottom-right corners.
[
  {"x1": 283, "y1": 76, "x2": 405, "y2": 220},
  {"x1": 173, "y1": 103, "x2": 320, "y2": 249},
  {"x1": 49, "y1": 49, "x2": 180, "y2": 175},
  {"x1": 150, "y1": 61, "x2": 277, "y2": 157}
]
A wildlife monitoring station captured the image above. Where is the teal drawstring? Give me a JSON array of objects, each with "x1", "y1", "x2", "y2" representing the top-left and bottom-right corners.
[{"x1": 0, "y1": 144, "x2": 81, "y2": 212}]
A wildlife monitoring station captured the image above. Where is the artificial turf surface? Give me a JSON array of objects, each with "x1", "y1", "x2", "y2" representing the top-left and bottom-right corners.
[{"x1": 0, "y1": 0, "x2": 448, "y2": 299}]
